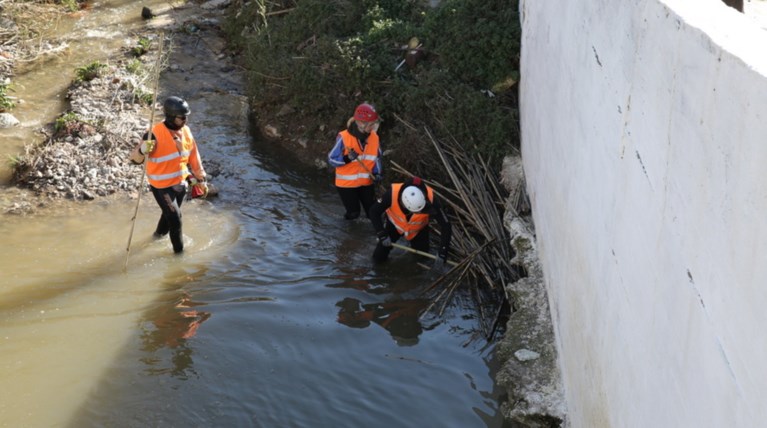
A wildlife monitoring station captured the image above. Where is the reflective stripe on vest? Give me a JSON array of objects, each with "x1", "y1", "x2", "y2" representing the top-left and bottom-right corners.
[
  {"x1": 146, "y1": 123, "x2": 193, "y2": 188},
  {"x1": 334, "y1": 130, "x2": 379, "y2": 188},
  {"x1": 385, "y1": 183, "x2": 434, "y2": 240}
]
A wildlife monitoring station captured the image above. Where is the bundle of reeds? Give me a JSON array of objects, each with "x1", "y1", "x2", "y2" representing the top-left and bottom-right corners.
[{"x1": 390, "y1": 126, "x2": 521, "y2": 341}]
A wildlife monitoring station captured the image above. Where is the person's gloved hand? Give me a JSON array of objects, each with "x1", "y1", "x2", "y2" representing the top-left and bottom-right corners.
[
  {"x1": 140, "y1": 139, "x2": 155, "y2": 155},
  {"x1": 377, "y1": 231, "x2": 392, "y2": 247},
  {"x1": 347, "y1": 149, "x2": 359, "y2": 161},
  {"x1": 432, "y1": 246, "x2": 449, "y2": 272},
  {"x1": 431, "y1": 255, "x2": 446, "y2": 272},
  {"x1": 197, "y1": 181, "x2": 209, "y2": 198},
  {"x1": 189, "y1": 178, "x2": 208, "y2": 198}
]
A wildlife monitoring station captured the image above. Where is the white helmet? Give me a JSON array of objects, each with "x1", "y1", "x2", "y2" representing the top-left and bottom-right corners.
[{"x1": 401, "y1": 186, "x2": 426, "y2": 212}]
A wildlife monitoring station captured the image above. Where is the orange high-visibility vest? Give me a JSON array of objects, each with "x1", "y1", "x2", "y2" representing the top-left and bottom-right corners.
[
  {"x1": 146, "y1": 123, "x2": 197, "y2": 189},
  {"x1": 386, "y1": 183, "x2": 434, "y2": 240},
  {"x1": 334, "y1": 130, "x2": 379, "y2": 188}
]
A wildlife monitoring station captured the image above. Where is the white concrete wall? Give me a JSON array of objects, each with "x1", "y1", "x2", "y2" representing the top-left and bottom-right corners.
[{"x1": 519, "y1": 0, "x2": 767, "y2": 426}]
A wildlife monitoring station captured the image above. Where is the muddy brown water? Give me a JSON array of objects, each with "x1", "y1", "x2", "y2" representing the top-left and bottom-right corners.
[{"x1": 0, "y1": 1, "x2": 506, "y2": 426}]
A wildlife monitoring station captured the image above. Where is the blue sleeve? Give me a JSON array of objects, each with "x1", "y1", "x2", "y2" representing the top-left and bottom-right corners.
[
  {"x1": 372, "y1": 146, "x2": 383, "y2": 175},
  {"x1": 328, "y1": 134, "x2": 347, "y2": 168}
]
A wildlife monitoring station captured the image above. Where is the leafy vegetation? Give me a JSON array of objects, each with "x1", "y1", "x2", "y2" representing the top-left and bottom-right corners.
[
  {"x1": 74, "y1": 61, "x2": 107, "y2": 83},
  {"x1": 0, "y1": 81, "x2": 16, "y2": 112},
  {"x1": 222, "y1": 0, "x2": 520, "y2": 181},
  {"x1": 125, "y1": 58, "x2": 142, "y2": 74},
  {"x1": 7, "y1": 153, "x2": 25, "y2": 168},
  {"x1": 56, "y1": 0, "x2": 83, "y2": 13},
  {"x1": 54, "y1": 111, "x2": 95, "y2": 138},
  {"x1": 131, "y1": 37, "x2": 152, "y2": 57}
]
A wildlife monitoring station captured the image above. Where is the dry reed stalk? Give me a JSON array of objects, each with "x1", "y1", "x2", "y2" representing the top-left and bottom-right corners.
[{"x1": 390, "y1": 122, "x2": 520, "y2": 340}]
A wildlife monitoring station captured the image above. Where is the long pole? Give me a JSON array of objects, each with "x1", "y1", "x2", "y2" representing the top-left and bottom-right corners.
[
  {"x1": 124, "y1": 32, "x2": 165, "y2": 272},
  {"x1": 354, "y1": 157, "x2": 385, "y2": 196},
  {"x1": 391, "y1": 242, "x2": 458, "y2": 266}
]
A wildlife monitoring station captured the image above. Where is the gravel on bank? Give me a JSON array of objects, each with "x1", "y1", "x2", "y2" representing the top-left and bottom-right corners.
[{"x1": 12, "y1": 60, "x2": 151, "y2": 203}]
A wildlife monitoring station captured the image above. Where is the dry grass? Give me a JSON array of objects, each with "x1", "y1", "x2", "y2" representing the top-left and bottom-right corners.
[
  {"x1": 0, "y1": 0, "x2": 71, "y2": 77},
  {"x1": 389, "y1": 119, "x2": 523, "y2": 341}
]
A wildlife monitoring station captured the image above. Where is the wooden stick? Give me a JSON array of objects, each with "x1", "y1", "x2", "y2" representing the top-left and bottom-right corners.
[
  {"x1": 124, "y1": 33, "x2": 165, "y2": 272},
  {"x1": 391, "y1": 242, "x2": 458, "y2": 266}
]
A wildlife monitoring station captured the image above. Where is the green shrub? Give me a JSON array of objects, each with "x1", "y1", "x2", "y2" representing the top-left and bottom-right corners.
[
  {"x1": 125, "y1": 58, "x2": 142, "y2": 74},
  {"x1": 423, "y1": 0, "x2": 520, "y2": 89},
  {"x1": 7, "y1": 154, "x2": 25, "y2": 168},
  {"x1": 0, "y1": 82, "x2": 16, "y2": 112},
  {"x1": 58, "y1": 0, "x2": 81, "y2": 12},
  {"x1": 223, "y1": 0, "x2": 520, "y2": 181},
  {"x1": 54, "y1": 112, "x2": 80, "y2": 134},
  {"x1": 54, "y1": 112, "x2": 95, "y2": 138},
  {"x1": 131, "y1": 37, "x2": 152, "y2": 57},
  {"x1": 133, "y1": 89, "x2": 154, "y2": 106},
  {"x1": 74, "y1": 61, "x2": 107, "y2": 83}
]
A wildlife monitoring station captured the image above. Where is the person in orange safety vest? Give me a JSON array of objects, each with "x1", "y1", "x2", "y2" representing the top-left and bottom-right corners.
[
  {"x1": 327, "y1": 103, "x2": 383, "y2": 220},
  {"x1": 130, "y1": 96, "x2": 207, "y2": 254},
  {"x1": 369, "y1": 176, "x2": 452, "y2": 269}
]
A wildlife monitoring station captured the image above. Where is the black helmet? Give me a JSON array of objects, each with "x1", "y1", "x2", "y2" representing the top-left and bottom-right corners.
[{"x1": 163, "y1": 96, "x2": 190, "y2": 117}]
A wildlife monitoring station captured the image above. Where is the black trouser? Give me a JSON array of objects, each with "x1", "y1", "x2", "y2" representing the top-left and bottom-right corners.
[
  {"x1": 373, "y1": 219, "x2": 430, "y2": 263},
  {"x1": 150, "y1": 184, "x2": 186, "y2": 253},
  {"x1": 336, "y1": 185, "x2": 376, "y2": 220}
]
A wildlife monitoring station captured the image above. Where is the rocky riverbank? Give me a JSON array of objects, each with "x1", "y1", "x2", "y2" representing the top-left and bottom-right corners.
[
  {"x1": 11, "y1": 62, "x2": 149, "y2": 203},
  {"x1": 2, "y1": 1, "x2": 228, "y2": 215}
]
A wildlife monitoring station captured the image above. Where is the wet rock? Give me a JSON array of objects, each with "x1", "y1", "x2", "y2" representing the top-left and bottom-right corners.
[
  {"x1": 0, "y1": 112, "x2": 19, "y2": 128},
  {"x1": 264, "y1": 124, "x2": 281, "y2": 138},
  {"x1": 514, "y1": 349, "x2": 541, "y2": 362},
  {"x1": 201, "y1": 0, "x2": 232, "y2": 10},
  {"x1": 314, "y1": 158, "x2": 328, "y2": 170},
  {"x1": 276, "y1": 104, "x2": 295, "y2": 117}
]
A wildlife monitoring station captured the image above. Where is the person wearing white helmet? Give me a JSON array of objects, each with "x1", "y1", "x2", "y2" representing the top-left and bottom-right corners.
[
  {"x1": 327, "y1": 103, "x2": 383, "y2": 220},
  {"x1": 369, "y1": 176, "x2": 452, "y2": 268}
]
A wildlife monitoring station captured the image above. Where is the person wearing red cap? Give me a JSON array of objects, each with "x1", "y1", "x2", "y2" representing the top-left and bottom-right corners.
[{"x1": 327, "y1": 103, "x2": 383, "y2": 220}]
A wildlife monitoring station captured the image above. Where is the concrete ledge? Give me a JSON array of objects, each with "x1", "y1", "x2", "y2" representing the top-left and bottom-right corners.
[{"x1": 497, "y1": 155, "x2": 566, "y2": 426}]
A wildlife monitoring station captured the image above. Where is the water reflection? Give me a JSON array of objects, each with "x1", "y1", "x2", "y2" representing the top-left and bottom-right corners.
[
  {"x1": 138, "y1": 265, "x2": 213, "y2": 381},
  {"x1": 140, "y1": 292, "x2": 210, "y2": 380},
  {"x1": 335, "y1": 296, "x2": 429, "y2": 346}
]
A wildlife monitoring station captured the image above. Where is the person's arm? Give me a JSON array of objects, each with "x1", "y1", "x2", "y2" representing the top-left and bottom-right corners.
[
  {"x1": 431, "y1": 197, "x2": 452, "y2": 259},
  {"x1": 369, "y1": 188, "x2": 392, "y2": 233},
  {"x1": 328, "y1": 134, "x2": 351, "y2": 168},
  {"x1": 372, "y1": 145, "x2": 382, "y2": 176},
  {"x1": 130, "y1": 131, "x2": 156, "y2": 164},
  {"x1": 187, "y1": 132, "x2": 206, "y2": 181}
]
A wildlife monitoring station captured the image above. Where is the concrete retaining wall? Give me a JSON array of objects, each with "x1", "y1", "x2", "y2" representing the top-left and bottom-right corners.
[{"x1": 519, "y1": 0, "x2": 767, "y2": 426}]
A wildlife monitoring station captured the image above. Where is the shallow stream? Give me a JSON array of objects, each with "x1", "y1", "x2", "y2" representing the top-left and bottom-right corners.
[{"x1": 0, "y1": 1, "x2": 505, "y2": 426}]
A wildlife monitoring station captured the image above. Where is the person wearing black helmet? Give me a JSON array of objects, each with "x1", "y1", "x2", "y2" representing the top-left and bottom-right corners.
[{"x1": 130, "y1": 96, "x2": 207, "y2": 254}]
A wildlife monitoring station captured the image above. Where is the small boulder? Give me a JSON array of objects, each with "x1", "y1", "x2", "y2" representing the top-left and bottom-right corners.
[{"x1": 0, "y1": 112, "x2": 19, "y2": 128}]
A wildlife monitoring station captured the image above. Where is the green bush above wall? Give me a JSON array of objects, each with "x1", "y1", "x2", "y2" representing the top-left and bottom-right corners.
[{"x1": 223, "y1": 0, "x2": 520, "y2": 180}]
